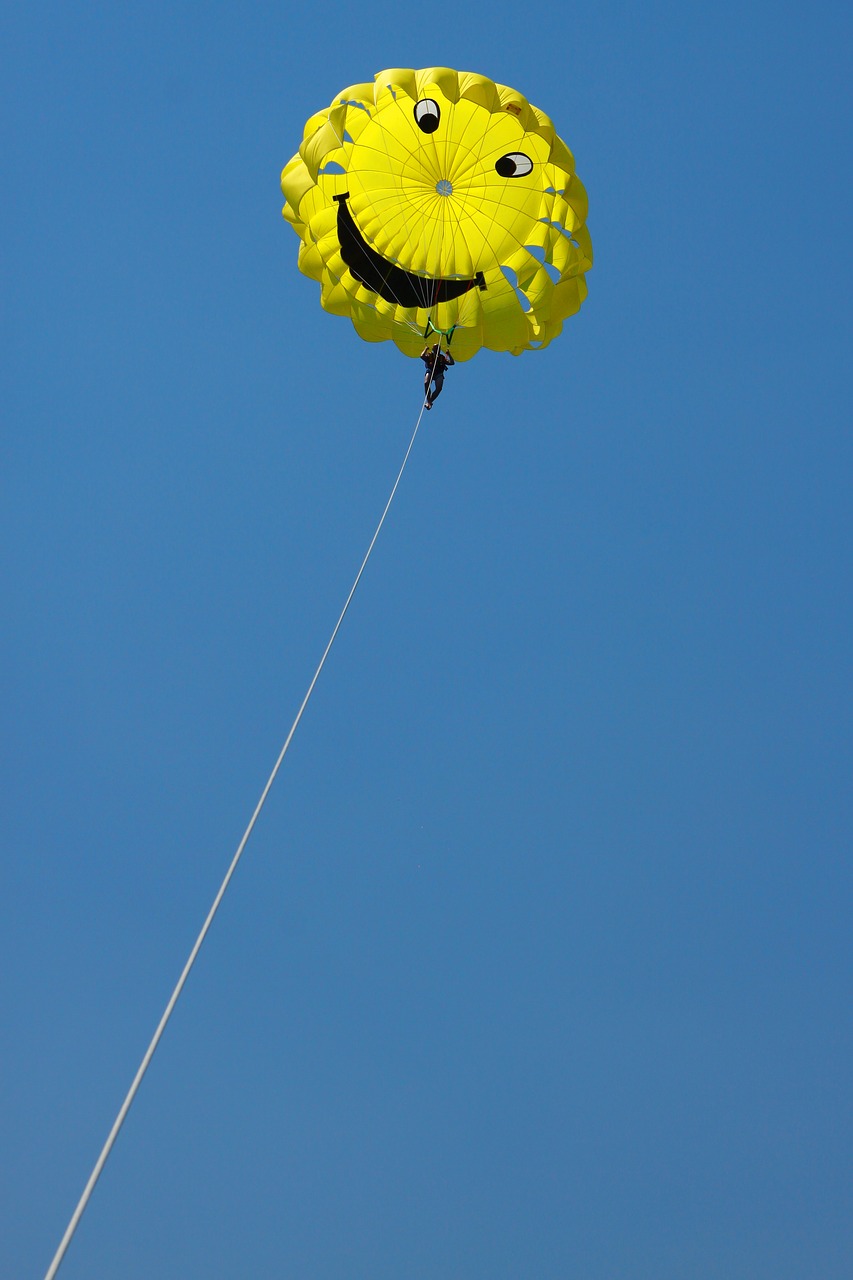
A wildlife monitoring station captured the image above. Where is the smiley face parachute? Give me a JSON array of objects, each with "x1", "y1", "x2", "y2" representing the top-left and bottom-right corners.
[{"x1": 281, "y1": 67, "x2": 592, "y2": 361}]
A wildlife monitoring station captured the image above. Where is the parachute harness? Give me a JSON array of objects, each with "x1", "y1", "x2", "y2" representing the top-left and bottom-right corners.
[{"x1": 423, "y1": 317, "x2": 457, "y2": 346}]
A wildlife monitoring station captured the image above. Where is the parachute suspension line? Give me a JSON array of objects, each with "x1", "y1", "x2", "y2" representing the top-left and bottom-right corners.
[{"x1": 43, "y1": 395, "x2": 431, "y2": 1280}]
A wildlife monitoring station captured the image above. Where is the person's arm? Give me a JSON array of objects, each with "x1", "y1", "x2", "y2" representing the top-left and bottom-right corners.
[{"x1": 446, "y1": 351, "x2": 455, "y2": 366}]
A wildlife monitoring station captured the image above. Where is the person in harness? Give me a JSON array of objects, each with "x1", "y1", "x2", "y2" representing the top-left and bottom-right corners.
[{"x1": 420, "y1": 343, "x2": 455, "y2": 409}]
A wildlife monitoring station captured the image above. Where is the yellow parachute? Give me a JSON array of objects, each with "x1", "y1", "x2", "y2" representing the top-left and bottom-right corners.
[{"x1": 281, "y1": 68, "x2": 592, "y2": 361}]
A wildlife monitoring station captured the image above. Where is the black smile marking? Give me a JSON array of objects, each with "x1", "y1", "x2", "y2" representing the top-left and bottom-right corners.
[{"x1": 333, "y1": 193, "x2": 486, "y2": 308}]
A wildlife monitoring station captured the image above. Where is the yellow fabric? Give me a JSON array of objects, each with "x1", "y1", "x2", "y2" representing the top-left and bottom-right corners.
[{"x1": 281, "y1": 68, "x2": 592, "y2": 360}]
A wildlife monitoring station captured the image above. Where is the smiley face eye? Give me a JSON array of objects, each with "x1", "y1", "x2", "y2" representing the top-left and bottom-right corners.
[
  {"x1": 495, "y1": 152, "x2": 534, "y2": 177},
  {"x1": 414, "y1": 98, "x2": 441, "y2": 133}
]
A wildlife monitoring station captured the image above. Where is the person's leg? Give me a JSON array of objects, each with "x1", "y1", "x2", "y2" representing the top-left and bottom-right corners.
[{"x1": 430, "y1": 373, "x2": 444, "y2": 404}]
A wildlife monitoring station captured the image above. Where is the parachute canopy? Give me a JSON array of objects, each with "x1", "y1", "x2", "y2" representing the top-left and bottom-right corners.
[{"x1": 281, "y1": 67, "x2": 592, "y2": 361}]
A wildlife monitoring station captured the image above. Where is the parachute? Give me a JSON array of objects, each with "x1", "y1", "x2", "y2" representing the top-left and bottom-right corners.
[{"x1": 281, "y1": 67, "x2": 592, "y2": 360}]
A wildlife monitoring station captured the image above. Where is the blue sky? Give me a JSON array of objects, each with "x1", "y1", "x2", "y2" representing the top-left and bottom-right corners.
[{"x1": 3, "y1": 2, "x2": 851, "y2": 1277}]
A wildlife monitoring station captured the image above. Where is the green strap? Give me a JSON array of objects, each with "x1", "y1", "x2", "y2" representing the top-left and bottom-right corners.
[{"x1": 423, "y1": 317, "x2": 458, "y2": 346}]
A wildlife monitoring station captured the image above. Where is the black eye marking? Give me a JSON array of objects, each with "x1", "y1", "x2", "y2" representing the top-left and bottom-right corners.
[
  {"x1": 414, "y1": 98, "x2": 440, "y2": 133},
  {"x1": 495, "y1": 152, "x2": 534, "y2": 178}
]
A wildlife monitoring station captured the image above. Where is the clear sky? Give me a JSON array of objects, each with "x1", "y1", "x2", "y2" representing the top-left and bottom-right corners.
[{"x1": 3, "y1": 3, "x2": 851, "y2": 1278}]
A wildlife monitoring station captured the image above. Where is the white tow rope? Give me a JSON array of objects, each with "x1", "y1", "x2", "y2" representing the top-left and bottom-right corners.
[{"x1": 44, "y1": 379, "x2": 436, "y2": 1279}]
